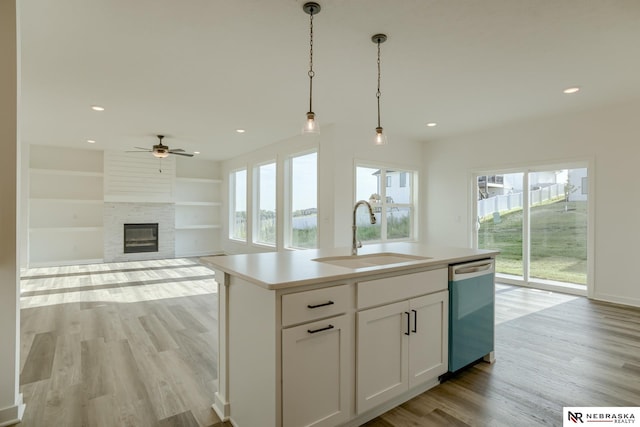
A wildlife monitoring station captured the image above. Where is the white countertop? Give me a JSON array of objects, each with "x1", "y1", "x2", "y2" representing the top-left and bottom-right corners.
[{"x1": 200, "y1": 243, "x2": 498, "y2": 290}]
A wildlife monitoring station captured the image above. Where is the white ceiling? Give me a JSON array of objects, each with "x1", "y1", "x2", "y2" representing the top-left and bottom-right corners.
[{"x1": 20, "y1": 0, "x2": 640, "y2": 160}]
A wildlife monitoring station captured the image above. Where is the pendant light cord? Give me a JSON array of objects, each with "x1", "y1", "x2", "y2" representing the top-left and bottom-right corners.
[
  {"x1": 308, "y1": 9, "x2": 315, "y2": 112},
  {"x1": 376, "y1": 39, "x2": 382, "y2": 128}
]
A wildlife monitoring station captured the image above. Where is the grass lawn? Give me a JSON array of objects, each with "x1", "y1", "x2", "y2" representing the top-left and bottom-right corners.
[{"x1": 478, "y1": 199, "x2": 587, "y2": 285}]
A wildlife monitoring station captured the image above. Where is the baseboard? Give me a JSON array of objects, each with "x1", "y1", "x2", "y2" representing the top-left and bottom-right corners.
[
  {"x1": 592, "y1": 293, "x2": 640, "y2": 308},
  {"x1": 0, "y1": 394, "x2": 25, "y2": 427},
  {"x1": 212, "y1": 392, "x2": 230, "y2": 422}
]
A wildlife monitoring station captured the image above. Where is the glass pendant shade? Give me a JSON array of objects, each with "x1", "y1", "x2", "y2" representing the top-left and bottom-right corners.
[
  {"x1": 303, "y1": 111, "x2": 320, "y2": 134},
  {"x1": 375, "y1": 126, "x2": 387, "y2": 146}
]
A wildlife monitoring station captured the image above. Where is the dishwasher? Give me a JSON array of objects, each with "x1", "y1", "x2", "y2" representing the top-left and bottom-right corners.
[{"x1": 448, "y1": 258, "x2": 496, "y2": 373}]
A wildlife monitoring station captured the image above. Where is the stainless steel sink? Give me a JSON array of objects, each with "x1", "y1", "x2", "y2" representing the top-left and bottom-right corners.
[{"x1": 312, "y1": 252, "x2": 432, "y2": 269}]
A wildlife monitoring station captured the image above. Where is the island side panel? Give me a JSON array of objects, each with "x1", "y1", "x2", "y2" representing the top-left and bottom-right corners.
[
  {"x1": 228, "y1": 276, "x2": 278, "y2": 427},
  {"x1": 212, "y1": 270, "x2": 230, "y2": 421}
]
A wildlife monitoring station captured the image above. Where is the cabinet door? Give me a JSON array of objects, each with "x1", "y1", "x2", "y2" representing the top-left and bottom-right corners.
[
  {"x1": 282, "y1": 314, "x2": 350, "y2": 427},
  {"x1": 408, "y1": 290, "x2": 449, "y2": 388},
  {"x1": 357, "y1": 300, "x2": 409, "y2": 414}
]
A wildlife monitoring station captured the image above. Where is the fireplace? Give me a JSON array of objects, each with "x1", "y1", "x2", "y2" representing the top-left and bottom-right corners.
[{"x1": 124, "y1": 223, "x2": 158, "y2": 253}]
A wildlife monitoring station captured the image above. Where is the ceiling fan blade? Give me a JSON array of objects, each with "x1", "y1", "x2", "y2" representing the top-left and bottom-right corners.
[
  {"x1": 134, "y1": 147, "x2": 151, "y2": 151},
  {"x1": 126, "y1": 150, "x2": 151, "y2": 153},
  {"x1": 170, "y1": 152, "x2": 194, "y2": 157},
  {"x1": 169, "y1": 148, "x2": 185, "y2": 153}
]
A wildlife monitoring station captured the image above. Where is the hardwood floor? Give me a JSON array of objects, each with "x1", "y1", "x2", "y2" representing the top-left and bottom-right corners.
[
  {"x1": 18, "y1": 262, "x2": 640, "y2": 426},
  {"x1": 19, "y1": 259, "x2": 230, "y2": 427}
]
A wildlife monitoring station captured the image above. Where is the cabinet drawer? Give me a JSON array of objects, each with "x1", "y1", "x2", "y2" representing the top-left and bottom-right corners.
[
  {"x1": 282, "y1": 285, "x2": 350, "y2": 327},
  {"x1": 357, "y1": 268, "x2": 447, "y2": 309}
]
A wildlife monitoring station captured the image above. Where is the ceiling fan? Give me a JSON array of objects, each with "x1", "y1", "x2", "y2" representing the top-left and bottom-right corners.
[{"x1": 128, "y1": 135, "x2": 194, "y2": 158}]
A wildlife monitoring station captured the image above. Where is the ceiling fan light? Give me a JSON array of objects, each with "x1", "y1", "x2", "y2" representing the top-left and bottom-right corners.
[{"x1": 153, "y1": 150, "x2": 169, "y2": 158}]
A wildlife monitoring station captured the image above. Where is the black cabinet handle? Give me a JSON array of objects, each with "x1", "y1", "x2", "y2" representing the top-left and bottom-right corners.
[
  {"x1": 404, "y1": 312, "x2": 411, "y2": 336},
  {"x1": 307, "y1": 325, "x2": 334, "y2": 334},
  {"x1": 307, "y1": 301, "x2": 334, "y2": 309},
  {"x1": 412, "y1": 309, "x2": 417, "y2": 333}
]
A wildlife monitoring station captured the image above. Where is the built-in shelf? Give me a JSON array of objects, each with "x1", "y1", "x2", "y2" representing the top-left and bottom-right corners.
[
  {"x1": 175, "y1": 201, "x2": 221, "y2": 206},
  {"x1": 30, "y1": 168, "x2": 104, "y2": 177},
  {"x1": 30, "y1": 198, "x2": 103, "y2": 204},
  {"x1": 28, "y1": 146, "x2": 105, "y2": 267},
  {"x1": 175, "y1": 224, "x2": 221, "y2": 230},
  {"x1": 174, "y1": 158, "x2": 222, "y2": 257},
  {"x1": 29, "y1": 226, "x2": 104, "y2": 232}
]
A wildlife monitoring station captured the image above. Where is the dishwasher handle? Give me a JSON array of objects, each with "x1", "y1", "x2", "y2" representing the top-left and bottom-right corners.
[
  {"x1": 454, "y1": 263, "x2": 492, "y2": 275},
  {"x1": 450, "y1": 259, "x2": 495, "y2": 281}
]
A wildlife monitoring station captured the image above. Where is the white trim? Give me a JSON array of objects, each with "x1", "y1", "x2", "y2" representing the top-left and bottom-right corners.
[{"x1": 0, "y1": 394, "x2": 25, "y2": 427}]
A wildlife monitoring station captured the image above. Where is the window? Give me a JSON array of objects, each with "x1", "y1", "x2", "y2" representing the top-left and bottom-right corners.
[
  {"x1": 229, "y1": 168, "x2": 247, "y2": 241},
  {"x1": 356, "y1": 165, "x2": 416, "y2": 243},
  {"x1": 254, "y1": 162, "x2": 276, "y2": 246},
  {"x1": 476, "y1": 166, "x2": 589, "y2": 288},
  {"x1": 290, "y1": 151, "x2": 318, "y2": 249}
]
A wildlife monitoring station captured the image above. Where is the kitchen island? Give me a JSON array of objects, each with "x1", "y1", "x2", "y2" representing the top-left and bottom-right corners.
[{"x1": 201, "y1": 243, "x2": 497, "y2": 427}]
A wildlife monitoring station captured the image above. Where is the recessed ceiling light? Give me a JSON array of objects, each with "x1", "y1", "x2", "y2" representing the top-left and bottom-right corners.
[
  {"x1": 87, "y1": 139, "x2": 96, "y2": 144},
  {"x1": 236, "y1": 129, "x2": 246, "y2": 133},
  {"x1": 563, "y1": 87, "x2": 580, "y2": 94},
  {"x1": 426, "y1": 122, "x2": 437, "y2": 127},
  {"x1": 193, "y1": 151, "x2": 200, "y2": 154},
  {"x1": 91, "y1": 105, "x2": 105, "y2": 111}
]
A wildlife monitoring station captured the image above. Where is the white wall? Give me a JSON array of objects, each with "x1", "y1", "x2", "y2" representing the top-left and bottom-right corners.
[
  {"x1": 423, "y1": 98, "x2": 640, "y2": 307},
  {"x1": 0, "y1": 0, "x2": 24, "y2": 423},
  {"x1": 221, "y1": 123, "x2": 425, "y2": 254}
]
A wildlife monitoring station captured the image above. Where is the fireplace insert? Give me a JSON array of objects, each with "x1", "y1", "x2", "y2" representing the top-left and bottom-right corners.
[{"x1": 124, "y1": 223, "x2": 158, "y2": 253}]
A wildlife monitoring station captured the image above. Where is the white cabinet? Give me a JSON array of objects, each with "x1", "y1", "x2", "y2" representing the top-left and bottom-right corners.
[
  {"x1": 281, "y1": 285, "x2": 351, "y2": 427},
  {"x1": 174, "y1": 158, "x2": 222, "y2": 257},
  {"x1": 357, "y1": 289, "x2": 448, "y2": 414},
  {"x1": 282, "y1": 314, "x2": 350, "y2": 427}
]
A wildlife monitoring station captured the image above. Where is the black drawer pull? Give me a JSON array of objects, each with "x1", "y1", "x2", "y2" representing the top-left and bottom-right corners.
[
  {"x1": 405, "y1": 312, "x2": 411, "y2": 336},
  {"x1": 412, "y1": 309, "x2": 417, "y2": 333},
  {"x1": 308, "y1": 325, "x2": 334, "y2": 334},
  {"x1": 307, "y1": 300, "x2": 334, "y2": 309}
]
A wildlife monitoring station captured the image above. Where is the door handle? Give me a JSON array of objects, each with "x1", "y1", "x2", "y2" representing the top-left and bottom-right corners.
[
  {"x1": 411, "y1": 309, "x2": 417, "y2": 333},
  {"x1": 404, "y1": 312, "x2": 411, "y2": 336}
]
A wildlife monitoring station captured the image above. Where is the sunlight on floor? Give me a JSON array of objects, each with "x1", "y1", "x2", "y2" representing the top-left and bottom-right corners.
[
  {"x1": 20, "y1": 258, "x2": 217, "y2": 308},
  {"x1": 495, "y1": 283, "x2": 580, "y2": 324}
]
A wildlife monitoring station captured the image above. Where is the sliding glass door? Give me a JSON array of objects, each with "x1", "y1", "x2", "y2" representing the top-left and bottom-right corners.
[{"x1": 476, "y1": 165, "x2": 589, "y2": 291}]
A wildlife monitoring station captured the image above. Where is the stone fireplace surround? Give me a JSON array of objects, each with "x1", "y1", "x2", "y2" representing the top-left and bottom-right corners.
[{"x1": 104, "y1": 202, "x2": 175, "y2": 262}]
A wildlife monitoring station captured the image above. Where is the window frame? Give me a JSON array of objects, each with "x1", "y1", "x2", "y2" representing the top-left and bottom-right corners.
[
  {"x1": 252, "y1": 160, "x2": 277, "y2": 247},
  {"x1": 355, "y1": 162, "x2": 418, "y2": 244},
  {"x1": 286, "y1": 149, "x2": 319, "y2": 250},
  {"x1": 228, "y1": 167, "x2": 248, "y2": 243}
]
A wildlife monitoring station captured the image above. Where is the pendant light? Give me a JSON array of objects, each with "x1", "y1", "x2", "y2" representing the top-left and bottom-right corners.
[
  {"x1": 302, "y1": 2, "x2": 320, "y2": 134},
  {"x1": 372, "y1": 34, "x2": 388, "y2": 145}
]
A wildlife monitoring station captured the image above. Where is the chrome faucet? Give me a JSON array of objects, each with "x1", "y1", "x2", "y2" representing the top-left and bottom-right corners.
[{"x1": 352, "y1": 200, "x2": 377, "y2": 255}]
